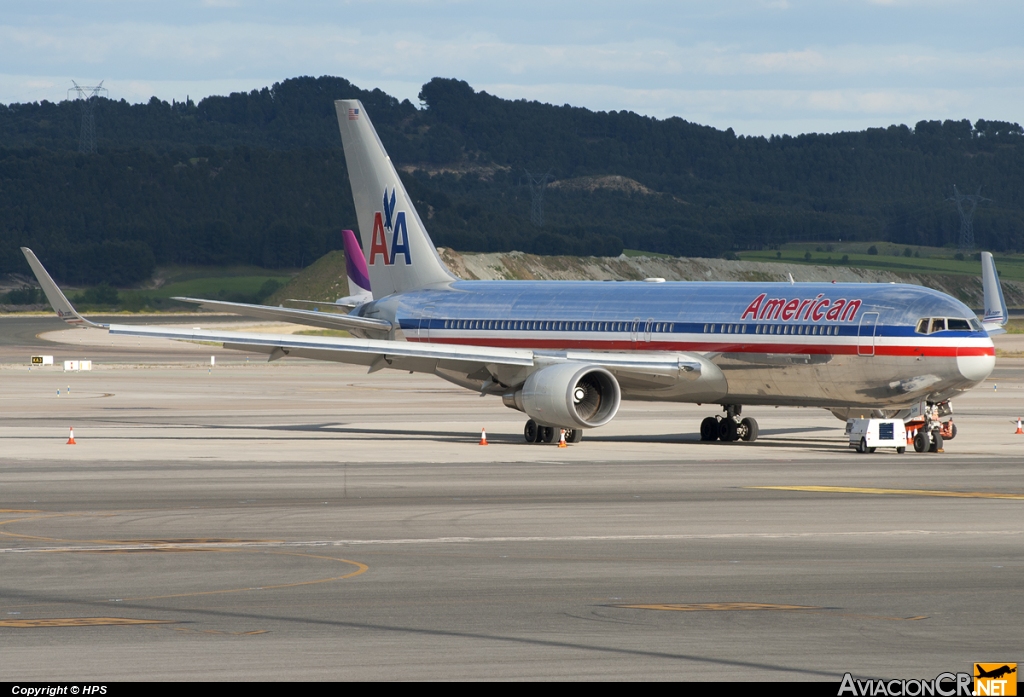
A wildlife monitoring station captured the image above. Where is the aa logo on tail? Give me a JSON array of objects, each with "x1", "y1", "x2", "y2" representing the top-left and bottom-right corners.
[{"x1": 369, "y1": 188, "x2": 411, "y2": 266}]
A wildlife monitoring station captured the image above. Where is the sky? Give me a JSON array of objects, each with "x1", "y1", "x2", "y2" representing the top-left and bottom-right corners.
[{"x1": 1, "y1": 0, "x2": 1022, "y2": 137}]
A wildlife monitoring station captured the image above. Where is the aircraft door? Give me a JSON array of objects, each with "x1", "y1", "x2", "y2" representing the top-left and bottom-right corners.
[
  {"x1": 644, "y1": 318, "x2": 654, "y2": 343},
  {"x1": 422, "y1": 305, "x2": 435, "y2": 342},
  {"x1": 858, "y1": 312, "x2": 879, "y2": 356},
  {"x1": 630, "y1": 317, "x2": 641, "y2": 347}
]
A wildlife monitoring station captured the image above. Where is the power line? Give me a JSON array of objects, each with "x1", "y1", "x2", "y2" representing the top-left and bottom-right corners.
[{"x1": 68, "y1": 80, "x2": 107, "y2": 154}]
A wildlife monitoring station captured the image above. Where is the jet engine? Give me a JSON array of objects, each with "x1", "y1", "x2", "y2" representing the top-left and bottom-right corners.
[{"x1": 502, "y1": 363, "x2": 621, "y2": 429}]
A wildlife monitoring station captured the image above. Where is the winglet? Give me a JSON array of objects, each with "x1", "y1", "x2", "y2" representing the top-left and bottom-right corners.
[
  {"x1": 981, "y1": 251, "x2": 1008, "y2": 335},
  {"x1": 20, "y1": 248, "x2": 106, "y2": 328}
]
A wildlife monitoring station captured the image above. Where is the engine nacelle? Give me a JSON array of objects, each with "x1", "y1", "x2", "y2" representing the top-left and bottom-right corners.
[{"x1": 503, "y1": 363, "x2": 621, "y2": 429}]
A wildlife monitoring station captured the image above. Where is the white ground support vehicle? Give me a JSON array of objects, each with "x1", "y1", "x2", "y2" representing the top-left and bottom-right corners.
[{"x1": 846, "y1": 419, "x2": 907, "y2": 454}]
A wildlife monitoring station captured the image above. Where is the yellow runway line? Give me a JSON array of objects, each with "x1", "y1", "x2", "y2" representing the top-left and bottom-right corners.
[{"x1": 749, "y1": 485, "x2": 1024, "y2": 500}]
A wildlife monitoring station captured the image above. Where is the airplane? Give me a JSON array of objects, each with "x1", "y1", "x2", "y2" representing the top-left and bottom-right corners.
[
  {"x1": 21, "y1": 99, "x2": 1008, "y2": 450},
  {"x1": 975, "y1": 665, "x2": 1016, "y2": 680}
]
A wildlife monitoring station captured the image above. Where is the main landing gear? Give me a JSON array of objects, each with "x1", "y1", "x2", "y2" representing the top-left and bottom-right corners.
[
  {"x1": 700, "y1": 405, "x2": 758, "y2": 443},
  {"x1": 524, "y1": 419, "x2": 582, "y2": 444}
]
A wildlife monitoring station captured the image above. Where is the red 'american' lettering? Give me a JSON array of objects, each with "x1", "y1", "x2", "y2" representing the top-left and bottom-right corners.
[{"x1": 741, "y1": 293, "x2": 862, "y2": 322}]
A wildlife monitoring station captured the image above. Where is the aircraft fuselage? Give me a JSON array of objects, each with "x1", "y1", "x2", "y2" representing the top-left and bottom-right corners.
[{"x1": 362, "y1": 279, "x2": 994, "y2": 409}]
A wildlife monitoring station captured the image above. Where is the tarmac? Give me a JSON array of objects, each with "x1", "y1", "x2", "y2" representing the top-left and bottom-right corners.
[{"x1": 1, "y1": 315, "x2": 1022, "y2": 681}]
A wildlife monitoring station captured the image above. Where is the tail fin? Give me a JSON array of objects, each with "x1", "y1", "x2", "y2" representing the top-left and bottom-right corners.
[
  {"x1": 341, "y1": 229, "x2": 372, "y2": 303},
  {"x1": 334, "y1": 100, "x2": 455, "y2": 298},
  {"x1": 981, "y1": 251, "x2": 1008, "y2": 334},
  {"x1": 20, "y1": 247, "x2": 105, "y2": 328}
]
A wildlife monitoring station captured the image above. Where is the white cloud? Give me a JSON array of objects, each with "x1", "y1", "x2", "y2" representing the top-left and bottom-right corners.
[{"x1": 1, "y1": 2, "x2": 1021, "y2": 136}]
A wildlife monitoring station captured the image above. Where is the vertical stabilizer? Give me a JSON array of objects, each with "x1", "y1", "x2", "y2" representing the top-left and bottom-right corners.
[
  {"x1": 981, "y1": 251, "x2": 1008, "y2": 332},
  {"x1": 335, "y1": 100, "x2": 456, "y2": 298}
]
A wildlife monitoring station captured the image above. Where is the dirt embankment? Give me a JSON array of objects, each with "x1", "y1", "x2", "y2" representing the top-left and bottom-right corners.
[{"x1": 437, "y1": 248, "x2": 1024, "y2": 309}]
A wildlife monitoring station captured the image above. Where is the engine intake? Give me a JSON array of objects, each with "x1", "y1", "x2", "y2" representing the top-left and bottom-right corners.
[{"x1": 503, "y1": 363, "x2": 621, "y2": 429}]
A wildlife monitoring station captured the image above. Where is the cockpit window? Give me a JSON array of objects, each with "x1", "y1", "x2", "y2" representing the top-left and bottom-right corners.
[{"x1": 916, "y1": 317, "x2": 980, "y2": 334}]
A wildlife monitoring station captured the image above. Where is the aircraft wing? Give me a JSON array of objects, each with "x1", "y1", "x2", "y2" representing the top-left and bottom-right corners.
[
  {"x1": 107, "y1": 323, "x2": 710, "y2": 389},
  {"x1": 171, "y1": 296, "x2": 392, "y2": 336}
]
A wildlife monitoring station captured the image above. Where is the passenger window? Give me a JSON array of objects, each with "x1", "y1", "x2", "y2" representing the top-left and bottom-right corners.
[{"x1": 930, "y1": 318, "x2": 946, "y2": 333}]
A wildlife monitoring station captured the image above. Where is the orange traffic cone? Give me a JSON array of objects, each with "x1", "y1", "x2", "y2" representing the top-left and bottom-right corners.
[
  {"x1": 558, "y1": 429, "x2": 567, "y2": 448},
  {"x1": 906, "y1": 427, "x2": 915, "y2": 445},
  {"x1": 66, "y1": 427, "x2": 76, "y2": 445},
  {"x1": 1015, "y1": 418, "x2": 1023, "y2": 435},
  {"x1": 479, "y1": 427, "x2": 488, "y2": 445}
]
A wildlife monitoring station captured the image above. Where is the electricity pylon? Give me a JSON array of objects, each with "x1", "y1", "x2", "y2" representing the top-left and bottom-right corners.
[
  {"x1": 68, "y1": 81, "x2": 107, "y2": 154},
  {"x1": 525, "y1": 169, "x2": 553, "y2": 227}
]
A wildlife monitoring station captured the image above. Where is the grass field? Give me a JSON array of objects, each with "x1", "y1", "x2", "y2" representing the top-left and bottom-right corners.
[
  {"x1": 738, "y1": 245, "x2": 1024, "y2": 282},
  {"x1": 110, "y1": 266, "x2": 295, "y2": 310}
]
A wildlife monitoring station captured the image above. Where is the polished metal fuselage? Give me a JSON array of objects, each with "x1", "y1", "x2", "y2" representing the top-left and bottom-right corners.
[{"x1": 359, "y1": 279, "x2": 995, "y2": 409}]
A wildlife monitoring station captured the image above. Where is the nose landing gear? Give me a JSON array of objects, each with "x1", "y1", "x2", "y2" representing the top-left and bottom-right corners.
[{"x1": 700, "y1": 406, "x2": 758, "y2": 442}]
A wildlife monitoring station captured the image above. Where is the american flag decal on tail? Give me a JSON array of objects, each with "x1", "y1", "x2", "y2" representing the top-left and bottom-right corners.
[{"x1": 348, "y1": 108, "x2": 360, "y2": 120}]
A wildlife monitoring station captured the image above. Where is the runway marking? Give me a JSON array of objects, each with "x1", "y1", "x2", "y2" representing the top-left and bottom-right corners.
[
  {"x1": 614, "y1": 603, "x2": 928, "y2": 622},
  {"x1": 2, "y1": 529, "x2": 1023, "y2": 554},
  {"x1": 751, "y1": 485, "x2": 1024, "y2": 500},
  {"x1": 617, "y1": 602, "x2": 818, "y2": 612},
  {"x1": 167, "y1": 627, "x2": 269, "y2": 636},
  {"x1": 0, "y1": 617, "x2": 175, "y2": 628}
]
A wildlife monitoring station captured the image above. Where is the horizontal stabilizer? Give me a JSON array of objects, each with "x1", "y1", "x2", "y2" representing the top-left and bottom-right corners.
[{"x1": 171, "y1": 296, "x2": 392, "y2": 335}]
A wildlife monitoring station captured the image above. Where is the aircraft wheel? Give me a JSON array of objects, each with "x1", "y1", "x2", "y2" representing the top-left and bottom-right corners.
[
  {"x1": 740, "y1": 417, "x2": 759, "y2": 442},
  {"x1": 541, "y1": 426, "x2": 555, "y2": 443},
  {"x1": 897, "y1": 446, "x2": 906, "y2": 454},
  {"x1": 946, "y1": 422, "x2": 957, "y2": 440},
  {"x1": 718, "y1": 418, "x2": 738, "y2": 442},
  {"x1": 700, "y1": 417, "x2": 719, "y2": 441},
  {"x1": 929, "y1": 431, "x2": 943, "y2": 453},
  {"x1": 524, "y1": 420, "x2": 539, "y2": 443},
  {"x1": 567, "y1": 429, "x2": 583, "y2": 443},
  {"x1": 913, "y1": 432, "x2": 928, "y2": 453}
]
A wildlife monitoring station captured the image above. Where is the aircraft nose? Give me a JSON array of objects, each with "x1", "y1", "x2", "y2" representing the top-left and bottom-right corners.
[{"x1": 956, "y1": 342, "x2": 995, "y2": 382}]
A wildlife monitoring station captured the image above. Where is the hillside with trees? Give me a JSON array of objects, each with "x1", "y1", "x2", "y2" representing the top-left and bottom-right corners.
[{"x1": 1, "y1": 75, "x2": 1022, "y2": 284}]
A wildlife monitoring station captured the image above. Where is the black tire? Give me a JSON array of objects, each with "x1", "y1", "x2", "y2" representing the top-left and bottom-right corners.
[
  {"x1": 524, "y1": 420, "x2": 539, "y2": 443},
  {"x1": 700, "y1": 417, "x2": 719, "y2": 441},
  {"x1": 567, "y1": 429, "x2": 583, "y2": 443},
  {"x1": 541, "y1": 426, "x2": 555, "y2": 443},
  {"x1": 946, "y1": 422, "x2": 957, "y2": 440},
  {"x1": 868, "y1": 447, "x2": 876, "y2": 454},
  {"x1": 929, "y1": 431, "x2": 943, "y2": 453},
  {"x1": 740, "y1": 417, "x2": 758, "y2": 442},
  {"x1": 858, "y1": 437, "x2": 868, "y2": 454},
  {"x1": 913, "y1": 432, "x2": 928, "y2": 453},
  {"x1": 897, "y1": 447, "x2": 906, "y2": 454},
  {"x1": 718, "y1": 418, "x2": 738, "y2": 442}
]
